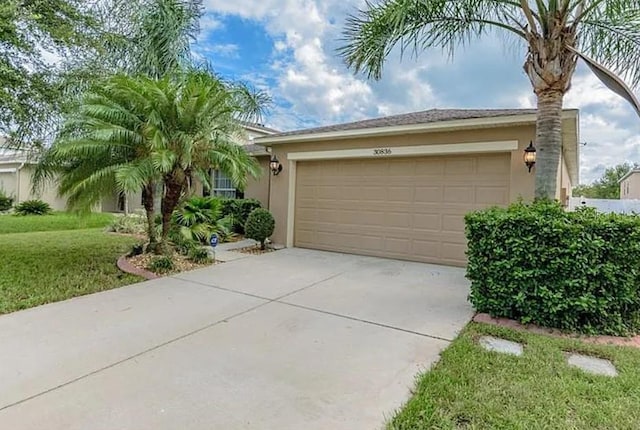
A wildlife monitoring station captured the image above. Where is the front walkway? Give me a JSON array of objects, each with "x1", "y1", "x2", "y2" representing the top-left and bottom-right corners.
[{"x1": 0, "y1": 248, "x2": 472, "y2": 430}]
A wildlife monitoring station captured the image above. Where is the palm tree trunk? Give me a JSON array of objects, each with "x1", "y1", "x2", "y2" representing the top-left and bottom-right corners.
[
  {"x1": 160, "y1": 175, "x2": 183, "y2": 249},
  {"x1": 142, "y1": 182, "x2": 159, "y2": 253},
  {"x1": 534, "y1": 90, "x2": 564, "y2": 200}
]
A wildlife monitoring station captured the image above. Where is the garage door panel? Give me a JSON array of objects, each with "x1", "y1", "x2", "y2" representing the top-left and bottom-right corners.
[
  {"x1": 443, "y1": 186, "x2": 474, "y2": 203},
  {"x1": 476, "y1": 186, "x2": 509, "y2": 205},
  {"x1": 445, "y1": 158, "x2": 475, "y2": 175},
  {"x1": 415, "y1": 186, "x2": 444, "y2": 202},
  {"x1": 295, "y1": 154, "x2": 510, "y2": 266}
]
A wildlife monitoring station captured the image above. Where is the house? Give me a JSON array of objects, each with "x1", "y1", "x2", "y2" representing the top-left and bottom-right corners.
[
  {"x1": 101, "y1": 122, "x2": 279, "y2": 213},
  {"x1": 0, "y1": 149, "x2": 67, "y2": 210},
  {"x1": 255, "y1": 108, "x2": 579, "y2": 267},
  {"x1": 619, "y1": 169, "x2": 640, "y2": 199}
]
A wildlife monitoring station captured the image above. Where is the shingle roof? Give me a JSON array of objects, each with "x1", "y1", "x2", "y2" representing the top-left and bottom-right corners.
[
  {"x1": 0, "y1": 149, "x2": 29, "y2": 164},
  {"x1": 267, "y1": 108, "x2": 539, "y2": 138}
]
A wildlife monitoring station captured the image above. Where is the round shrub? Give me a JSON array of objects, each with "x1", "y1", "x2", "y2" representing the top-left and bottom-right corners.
[
  {"x1": 244, "y1": 208, "x2": 275, "y2": 250},
  {"x1": 14, "y1": 199, "x2": 52, "y2": 216}
]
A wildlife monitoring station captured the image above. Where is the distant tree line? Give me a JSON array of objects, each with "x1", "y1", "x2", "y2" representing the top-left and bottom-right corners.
[{"x1": 573, "y1": 163, "x2": 637, "y2": 199}]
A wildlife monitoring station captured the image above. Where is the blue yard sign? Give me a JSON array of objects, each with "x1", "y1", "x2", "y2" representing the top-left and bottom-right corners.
[{"x1": 210, "y1": 234, "x2": 219, "y2": 248}]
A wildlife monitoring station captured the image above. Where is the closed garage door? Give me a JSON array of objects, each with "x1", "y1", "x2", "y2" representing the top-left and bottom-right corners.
[{"x1": 294, "y1": 153, "x2": 510, "y2": 266}]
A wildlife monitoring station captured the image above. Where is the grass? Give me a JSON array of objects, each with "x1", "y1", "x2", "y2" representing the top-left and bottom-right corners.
[
  {"x1": 0, "y1": 228, "x2": 141, "y2": 314},
  {"x1": 389, "y1": 323, "x2": 640, "y2": 429},
  {"x1": 0, "y1": 212, "x2": 116, "y2": 234}
]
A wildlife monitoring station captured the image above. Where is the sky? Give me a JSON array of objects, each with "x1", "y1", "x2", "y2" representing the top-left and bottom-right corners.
[{"x1": 193, "y1": 0, "x2": 640, "y2": 184}]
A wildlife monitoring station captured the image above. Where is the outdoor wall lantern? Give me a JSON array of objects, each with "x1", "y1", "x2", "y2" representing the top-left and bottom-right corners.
[
  {"x1": 524, "y1": 141, "x2": 537, "y2": 173},
  {"x1": 270, "y1": 155, "x2": 283, "y2": 176}
]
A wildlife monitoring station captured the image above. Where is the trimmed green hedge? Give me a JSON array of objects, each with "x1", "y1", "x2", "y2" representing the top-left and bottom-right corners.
[
  {"x1": 465, "y1": 200, "x2": 640, "y2": 336},
  {"x1": 218, "y1": 198, "x2": 262, "y2": 234}
]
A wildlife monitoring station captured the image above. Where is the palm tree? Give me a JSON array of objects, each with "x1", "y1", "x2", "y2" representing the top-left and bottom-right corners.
[
  {"x1": 141, "y1": 71, "x2": 264, "y2": 246},
  {"x1": 34, "y1": 0, "x2": 205, "y2": 250},
  {"x1": 38, "y1": 71, "x2": 266, "y2": 251},
  {"x1": 339, "y1": 1, "x2": 640, "y2": 199},
  {"x1": 33, "y1": 76, "x2": 162, "y2": 248}
]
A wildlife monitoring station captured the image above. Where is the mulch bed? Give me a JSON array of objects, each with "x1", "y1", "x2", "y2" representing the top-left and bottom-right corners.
[
  {"x1": 122, "y1": 252, "x2": 219, "y2": 278},
  {"x1": 235, "y1": 245, "x2": 276, "y2": 255}
]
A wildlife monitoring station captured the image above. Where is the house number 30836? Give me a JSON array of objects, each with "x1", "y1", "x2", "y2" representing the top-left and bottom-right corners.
[{"x1": 373, "y1": 148, "x2": 392, "y2": 156}]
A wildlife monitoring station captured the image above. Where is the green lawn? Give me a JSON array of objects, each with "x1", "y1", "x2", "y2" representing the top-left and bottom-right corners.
[
  {"x1": 389, "y1": 323, "x2": 640, "y2": 429},
  {"x1": 0, "y1": 212, "x2": 116, "y2": 234},
  {"x1": 0, "y1": 223, "x2": 141, "y2": 314}
]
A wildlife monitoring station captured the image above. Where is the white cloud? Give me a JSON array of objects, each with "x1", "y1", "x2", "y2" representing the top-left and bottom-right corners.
[
  {"x1": 204, "y1": 0, "x2": 449, "y2": 128},
  {"x1": 207, "y1": 43, "x2": 239, "y2": 57}
]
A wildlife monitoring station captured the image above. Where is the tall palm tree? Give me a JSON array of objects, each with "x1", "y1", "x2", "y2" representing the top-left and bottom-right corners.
[
  {"x1": 339, "y1": 1, "x2": 640, "y2": 199},
  {"x1": 141, "y1": 71, "x2": 263, "y2": 245}
]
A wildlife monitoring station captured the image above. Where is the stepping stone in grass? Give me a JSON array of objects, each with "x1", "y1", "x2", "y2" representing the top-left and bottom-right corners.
[
  {"x1": 479, "y1": 336, "x2": 524, "y2": 356},
  {"x1": 567, "y1": 354, "x2": 618, "y2": 377}
]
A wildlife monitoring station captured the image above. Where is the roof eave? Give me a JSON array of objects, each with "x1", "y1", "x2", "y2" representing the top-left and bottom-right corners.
[
  {"x1": 255, "y1": 111, "x2": 579, "y2": 146},
  {"x1": 618, "y1": 169, "x2": 640, "y2": 183}
]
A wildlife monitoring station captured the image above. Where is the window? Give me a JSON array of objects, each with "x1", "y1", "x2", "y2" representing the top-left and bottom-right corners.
[{"x1": 211, "y1": 170, "x2": 237, "y2": 198}]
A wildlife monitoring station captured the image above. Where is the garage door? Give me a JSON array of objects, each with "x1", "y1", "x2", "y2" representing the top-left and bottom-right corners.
[{"x1": 294, "y1": 153, "x2": 510, "y2": 266}]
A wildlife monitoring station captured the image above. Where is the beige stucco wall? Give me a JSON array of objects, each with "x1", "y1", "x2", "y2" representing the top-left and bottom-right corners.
[
  {"x1": 102, "y1": 191, "x2": 146, "y2": 213},
  {"x1": 620, "y1": 173, "x2": 640, "y2": 199},
  {"x1": 16, "y1": 166, "x2": 67, "y2": 211},
  {"x1": 556, "y1": 154, "x2": 572, "y2": 205},
  {"x1": 0, "y1": 165, "x2": 19, "y2": 198},
  {"x1": 244, "y1": 156, "x2": 270, "y2": 208},
  {"x1": 266, "y1": 123, "x2": 575, "y2": 246}
]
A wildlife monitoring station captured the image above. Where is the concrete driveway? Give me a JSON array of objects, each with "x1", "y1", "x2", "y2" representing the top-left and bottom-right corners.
[{"x1": 0, "y1": 248, "x2": 472, "y2": 430}]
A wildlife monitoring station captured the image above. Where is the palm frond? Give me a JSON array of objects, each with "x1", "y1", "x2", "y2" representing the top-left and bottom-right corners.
[
  {"x1": 339, "y1": 0, "x2": 527, "y2": 80},
  {"x1": 577, "y1": 6, "x2": 640, "y2": 87}
]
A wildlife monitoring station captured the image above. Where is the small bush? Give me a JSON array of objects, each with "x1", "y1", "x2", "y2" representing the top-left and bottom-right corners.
[
  {"x1": 466, "y1": 200, "x2": 640, "y2": 336},
  {"x1": 127, "y1": 243, "x2": 144, "y2": 257},
  {"x1": 107, "y1": 213, "x2": 147, "y2": 235},
  {"x1": 245, "y1": 208, "x2": 275, "y2": 250},
  {"x1": 188, "y1": 247, "x2": 211, "y2": 264},
  {"x1": 147, "y1": 256, "x2": 175, "y2": 274},
  {"x1": 171, "y1": 232, "x2": 199, "y2": 256},
  {"x1": 14, "y1": 200, "x2": 52, "y2": 216},
  {"x1": 0, "y1": 189, "x2": 13, "y2": 211},
  {"x1": 173, "y1": 197, "x2": 232, "y2": 243},
  {"x1": 219, "y1": 198, "x2": 262, "y2": 234}
]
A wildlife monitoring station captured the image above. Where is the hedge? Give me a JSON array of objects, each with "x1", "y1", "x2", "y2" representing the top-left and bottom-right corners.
[
  {"x1": 218, "y1": 198, "x2": 261, "y2": 234},
  {"x1": 465, "y1": 200, "x2": 640, "y2": 336}
]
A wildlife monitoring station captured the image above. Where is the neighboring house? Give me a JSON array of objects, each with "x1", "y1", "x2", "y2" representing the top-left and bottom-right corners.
[
  {"x1": 255, "y1": 108, "x2": 579, "y2": 267},
  {"x1": 102, "y1": 122, "x2": 279, "y2": 213},
  {"x1": 619, "y1": 169, "x2": 640, "y2": 199},
  {"x1": 0, "y1": 149, "x2": 67, "y2": 211}
]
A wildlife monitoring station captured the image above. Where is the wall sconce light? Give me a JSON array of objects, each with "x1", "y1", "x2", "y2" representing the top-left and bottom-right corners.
[
  {"x1": 524, "y1": 141, "x2": 537, "y2": 173},
  {"x1": 270, "y1": 155, "x2": 283, "y2": 176}
]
